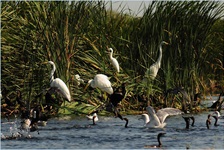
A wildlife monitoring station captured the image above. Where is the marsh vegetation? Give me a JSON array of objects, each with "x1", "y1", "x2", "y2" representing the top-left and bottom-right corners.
[{"x1": 1, "y1": 1, "x2": 224, "y2": 116}]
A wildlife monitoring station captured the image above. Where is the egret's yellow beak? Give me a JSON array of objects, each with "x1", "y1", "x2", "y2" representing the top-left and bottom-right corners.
[
  {"x1": 84, "y1": 82, "x2": 90, "y2": 91},
  {"x1": 164, "y1": 41, "x2": 169, "y2": 45},
  {"x1": 41, "y1": 61, "x2": 49, "y2": 65},
  {"x1": 106, "y1": 49, "x2": 110, "y2": 53}
]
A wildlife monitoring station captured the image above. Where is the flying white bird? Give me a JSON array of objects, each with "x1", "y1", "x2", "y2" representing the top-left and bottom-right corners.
[
  {"x1": 48, "y1": 61, "x2": 71, "y2": 102},
  {"x1": 139, "y1": 106, "x2": 183, "y2": 128},
  {"x1": 107, "y1": 48, "x2": 120, "y2": 73},
  {"x1": 85, "y1": 74, "x2": 113, "y2": 94},
  {"x1": 145, "y1": 41, "x2": 168, "y2": 80}
]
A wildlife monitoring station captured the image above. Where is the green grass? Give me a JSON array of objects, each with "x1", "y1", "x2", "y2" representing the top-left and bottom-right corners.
[{"x1": 1, "y1": 1, "x2": 224, "y2": 114}]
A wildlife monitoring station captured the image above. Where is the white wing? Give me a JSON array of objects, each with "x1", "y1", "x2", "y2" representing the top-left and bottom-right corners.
[
  {"x1": 146, "y1": 106, "x2": 161, "y2": 126},
  {"x1": 139, "y1": 114, "x2": 150, "y2": 126},
  {"x1": 86, "y1": 113, "x2": 98, "y2": 121},
  {"x1": 156, "y1": 108, "x2": 183, "y2": 123},
  {"x1": 94, "y1": 74, "x2": 113, "y2": 94},
  {"x1": 50, "y1": 78, "x2": 71, "y2": 101}
]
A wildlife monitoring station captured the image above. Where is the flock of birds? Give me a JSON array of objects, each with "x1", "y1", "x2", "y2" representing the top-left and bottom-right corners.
[{"x1": 1, "y1": 42, "x2": 223, "y2": 148}]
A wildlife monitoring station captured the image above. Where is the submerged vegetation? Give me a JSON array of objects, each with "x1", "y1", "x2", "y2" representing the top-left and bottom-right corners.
[{"x1": 1, "y1": 1, "x2": 224, "y2": 116}]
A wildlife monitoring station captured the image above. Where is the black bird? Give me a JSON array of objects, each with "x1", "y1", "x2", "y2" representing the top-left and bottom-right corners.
[
  {"x1": 109, "y1": 83, "x2": 126, "y2": 107},
  {"x1": 206, "y1": 114, "x2": 211, "y2": 129},
  {"x1": 212, "y1": 116, "x2": 219, "y2": 126},
  {"x1": 182, "y1": 116, "x2": 195, "y2": 129},
  {"x1": 30, "y1": 105, "x2": 50, "y2": 126},
  {"x1": 190, "y1": 116, "x2": 195, "y2": 127},
  {"x1": 144, "y1": 132, "x2": 166, "y2": 148},
  {"x1": 108, "y1": 83, "x2": 129, "y2": 127},
  {"x1": 92, "y1": 116, "x2": 97, "y2": 125},
  {"x1": 183, "y1": 116, "x2": 190, "y2": 129},
  {"x1": 123, "y1": 118, "x2": 129, "y2": 128}
]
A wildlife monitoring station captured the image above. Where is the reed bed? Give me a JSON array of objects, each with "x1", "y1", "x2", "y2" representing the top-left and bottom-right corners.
[{"x1": 1, "y1": 1, "x2": 224, "y2": 113}]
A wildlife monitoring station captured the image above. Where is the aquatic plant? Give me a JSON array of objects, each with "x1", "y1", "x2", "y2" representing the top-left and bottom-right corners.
[{"x1": 1, "y1": 1, "x2": 223, "y2": 114}]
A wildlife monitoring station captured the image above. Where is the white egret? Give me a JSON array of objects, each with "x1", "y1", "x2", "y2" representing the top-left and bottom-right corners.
[
  {"x1": 85, "y1": 74, "x2": 113, "y2": 94},
  {"x1": 146, "y1": 41, "x2": 168, "y2": 80},
  {"x1": 107, "y1": 48, "x2": 120, "y2": 73},
  {"x1": 140, "y1": 106, "x2": 183, "y2": 128},
  {"x1": 48, "y1": 61, "x2": 71, "y2": 102}
]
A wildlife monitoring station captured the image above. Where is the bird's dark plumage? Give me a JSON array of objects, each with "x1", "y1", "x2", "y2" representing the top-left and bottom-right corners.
[{"x1": 109, "y1": 83, "x2": 126, "y2": 107}]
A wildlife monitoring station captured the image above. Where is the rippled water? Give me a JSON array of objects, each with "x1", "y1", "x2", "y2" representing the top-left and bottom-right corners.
[{"x1": 1, "y1": 98, "x2": 224, "y2": 149}]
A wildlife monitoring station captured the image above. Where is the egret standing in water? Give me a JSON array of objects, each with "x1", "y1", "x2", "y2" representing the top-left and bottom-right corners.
[
  {"x1": 107, "y1": 48, "x2": 120, "y2": 73},
  {"x1": 145, "y1": 41, "x2": 168, "y2": 80},
  {"x1": 85, "y1": 74, "x2": 113, "y2": 94},
  {"x1": 47, "y1": 61, "x2": 71, "y2": 102}
]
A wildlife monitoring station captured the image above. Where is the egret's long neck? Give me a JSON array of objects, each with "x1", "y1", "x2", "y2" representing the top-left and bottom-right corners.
[
  {"x1": 89, "y1": 79, "x2": 96, "y2": 88},
  {"x1": 156, "y1": 43, "x2": 163, "y2": 68},
  {"x1": 109, "y1": 51, "x2": 113, "y2": 59},
  {"x1": 50, "y1": 64, "x2": 56, "y2": 82}
]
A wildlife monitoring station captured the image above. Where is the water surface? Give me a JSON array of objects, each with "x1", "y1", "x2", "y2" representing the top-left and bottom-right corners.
[{"x1": 1, "y1": 99, "x2": 224, "y2": 149}]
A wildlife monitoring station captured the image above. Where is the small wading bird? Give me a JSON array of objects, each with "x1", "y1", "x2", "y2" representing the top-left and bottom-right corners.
[
  {"x1": 86, "y1": 112, "x2": 99, "y2": 125},
  {"x1": 107, "y1": 48, "x2": 119, "y2": 73},
  {"x1": 144, "y1": 132, "x2": 166, "y2": 148},
  {"x1": 85, "y1": 74, "x2": 113, "y2": 95},
  {"x1": 47, "y1": 61, "x2": 71, "y2": 102},
  {"x1": 144, "y1": 41, "x2": 168, "y2": 80},
  {"x1": 139, "y1": 106, "x2": 183, "y2": 128}
]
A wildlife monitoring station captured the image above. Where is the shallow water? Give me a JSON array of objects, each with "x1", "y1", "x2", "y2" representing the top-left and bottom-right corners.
[{"x1": 1, "y1": 99, "x2": 224, "y2": 149}]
